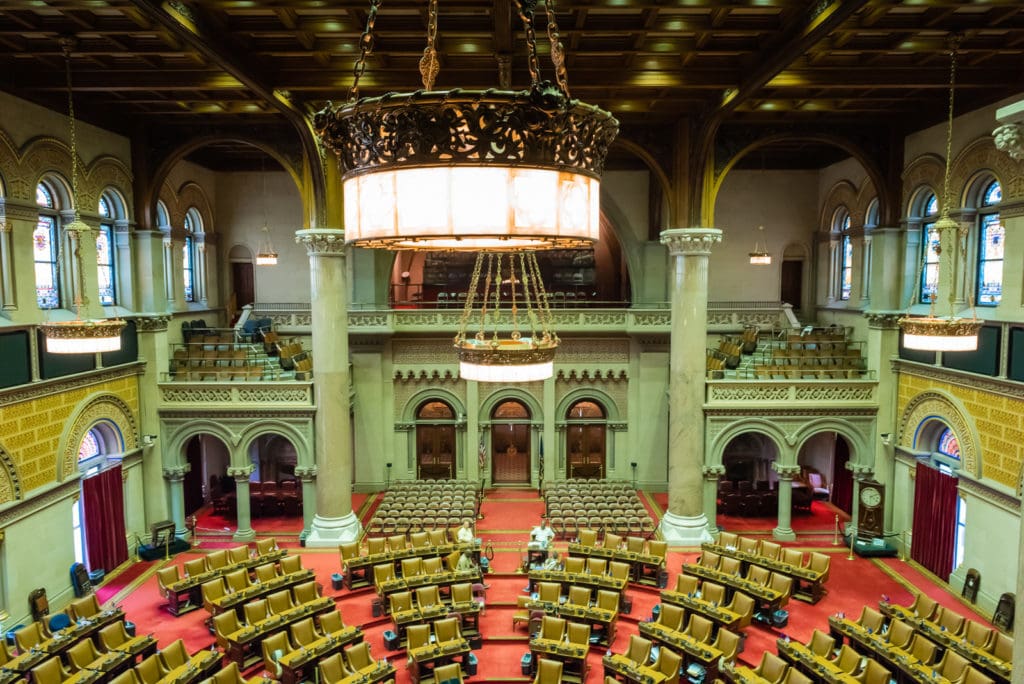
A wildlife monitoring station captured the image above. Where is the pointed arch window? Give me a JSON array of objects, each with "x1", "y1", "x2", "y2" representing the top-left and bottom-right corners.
[
  {"x1": 920, "y1": 193, "x2": 940, "y2": 304},
  {"x1": 976, "y1": 179, "x2": 1003, "y2": 306},
  {"x1": 35, "y1": 182, "x2": 60, "y2": 310}
]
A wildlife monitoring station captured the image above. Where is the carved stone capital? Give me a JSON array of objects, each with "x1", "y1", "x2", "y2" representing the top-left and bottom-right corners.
[
  {"x1": 0, "y1": 218, "x2": 10, "y2": 234},
  {"x1": 294, "y1": 465, "x2": 319, "y2": 481},
  {"x1": 394, "y1": 422, "x2": 415, "y2": 432},
  {"x1": 295, "y1": 228, "x2": 346, "y2": 255},
  {"x1": 660, "y1": 228, "x2": 723, "y2": 257},
  {"x1": 162, "y1": 464, "x2": 190, "y2": 481},
  {"x1": 133, "y1": 315, "x2": 172, "y2": 333},
  {"x1": 993, "y1": 123, "x2": 1024, "y2": 161},
  {"x1": 864, "y1": 312, "x2": 902, "y2": 330},
  {"x1": 702, "y1": 464, "x2": 726, "y2": 479},
  {"x1": 0, "y1": 199, "x2": 41, "y2": 222},
  {"x1": 848, "y1": 463, "x2": 875, "y2": 478},
  {"x1": 227, "y1": 465, "x2": 255, "y2": 480},
  {"x1": 772, "y1": 463, "x2": 802, "y2": 479}
]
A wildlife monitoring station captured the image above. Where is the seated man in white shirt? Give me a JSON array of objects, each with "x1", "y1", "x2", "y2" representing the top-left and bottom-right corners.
[
  {"x1": 456, "y1": 520, "x2": 475, "y2": 544},
  {"x1": 527, "y1": 519, "x2": 556, "y2": 568}
]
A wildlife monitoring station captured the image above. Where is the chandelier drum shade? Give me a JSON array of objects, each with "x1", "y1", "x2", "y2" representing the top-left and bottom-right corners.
[{"x1": 313, "y1": 0, "x2": 618, "y2": 251}]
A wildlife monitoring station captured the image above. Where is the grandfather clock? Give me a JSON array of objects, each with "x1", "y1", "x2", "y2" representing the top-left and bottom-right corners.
[{"x1": 857, "y1": 479, "x2": 885, "y2": 540}]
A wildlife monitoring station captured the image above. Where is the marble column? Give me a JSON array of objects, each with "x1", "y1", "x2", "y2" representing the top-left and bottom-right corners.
[
  {"x1": 864, "y1": 313, "x2": 901, "y2": 535},
  {"x1": 135, "y1": 316, "x2": 171, "y2": 527},
  {"x1": 701, "y1": 465, "x2": 725, "y2": 537},
  {"x1": 229, "y1": 465, "x2": 256, "y2": 542},
  {"x1": 162, "y1": 464, "x2": 190, "y2": 538},
  {"x1": 772, "y1": 464, "x2": 802, "y2": 541},
  {"x1": 296, "y1": 229, "x2": 360, "y2": 545},
  {"x1": 659, "y1": 227, "x2": 722, "y2": 544},
  {"x1": 0, "y1": 202, "x2": 14, "y2": 312},
  {"x1": 295, "y1": 465, "x2": 318, "y2": 542},
  {"x1": 113, "y1": 220, "x2": 133, "y2": 311}
]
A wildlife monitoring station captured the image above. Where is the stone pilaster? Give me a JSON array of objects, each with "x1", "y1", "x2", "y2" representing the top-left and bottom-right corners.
[
  {"x1": 162, "y1": 464, "x2": 190, "y2": 538},
  {"x1": 864, "y1": 312, "x2": 901, "y2": 535},
  {"x1": 5, "y1": 199, "x2": 46, "y2": 321},
  {"x1": 294, "y1": 465, "x2": 318, "y2": 541},
  {"x1": 132, "y1": 230, "x2": 167, "y2": 312},
  {"x1": 296, "y1": 228, "x2": 360, "y2": 545},
  {"x1": 772, "y1": 464, "x2": 802, "y2": 541},
  {"x1": 701, "y1": 465, "x2": 725, "y2": 537},
  {"x1": 64, "y1": 215, "x2": 105, "y2": 320},
  {"x1": 0, "y1": 200, "x2": 14, "y2": 313},
  {"x1": 136, "y1": 315, "x2": 171, "y2": 527},
  {"x1": 659, "y1": 227, "x2": 721, "y2": 545},
  {"x1": 228, "y1": 465, "x2": 256, "y2": 542}
]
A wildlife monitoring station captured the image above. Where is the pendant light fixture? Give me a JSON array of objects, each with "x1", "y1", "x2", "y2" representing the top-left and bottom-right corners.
[
  {"x1": 254, "y1": 156, "x2": 278, "y2": 266},
  {"x1": 749, "y1": 225, "x2": 771, "y2": 265},
  {"x1": 899, "y1": 36, "x2": 982, "y2": 352},
  {"x1": 39, "y1": 38, "x2": 126, "y2": 354}
]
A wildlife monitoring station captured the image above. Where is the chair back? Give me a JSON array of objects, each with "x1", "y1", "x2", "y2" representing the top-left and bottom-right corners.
[
  {"x1": 566, "y1": 586, "x2": 590, "y2": 607},
  {"x1": 540, "y1": 616, "x2": 566, "y2": 641},
  {"x1": 538, "y1": 582, "x2": 561, "y2": 604},
  {"x1": 755, "y1": 652, "x2": 788, "y2": 683},
  {"x1": 406, "y1": 625, "x2": 430, "y2": 651},
  {"x1": 256, "y1": 538, "x2": 278, "y2": 555},
  {"x1": 227, "y1": 545, "x2": 249, "y2": 564},
  {"x1": 390, "y1": 591, "x2": 413, "y2": 614},
  {"x1": 578, "y1": 529, "x2": 598, "y2": 547},
  {"x1": 67, "y1": 639, "x2": 100, "y2": 671},
  {"x1": 318, "y1": 653, "x2": 350, "y2": 684},
  {"x1": 32, "y1": 657, "x2": 67, "y2": 684},
  {"x1": 416, "y1": 585, "x2": 442, "y2": 609},
  {"x1": 675, "y1": 574, "x2": 698, "y2": 595},
  {"x1": 658, "y1": 604, "x2": 685, "y2": 631},
  {"x1": 261, "y1": 632, "x2": 290, "y2": 675},
  {"x1": 290, "y1": 618, "x2": 320, "y2": 648},
  {"x1": 280, "y1": 555, "x2": 303, "y2": 574},
  {"x1": 625, "y1": 635, "x2": 652, "y2": 665},
  {"x1": 533, "y1": 658, "x2": 563, "y2": 684},
  {"x1": 434, "y1": 617, "x2": 461, "y2": 643},
  {"x1": 450, "y1": 582, "x2": 472, "y2": 604},
  {"x1": 159, "y1": 640, "x2": 189, "y2": 671},
  {"x1": 206, "y1": 551, "x2": 229, "y2": 570},
  {"x1": 433, "y1": 663, "x2": 462, "y2": 684},
  {"x1": 807, "y1": 629, "x2": 835, "y2": 657},
  {"x1": 714, "y1": 628, "x2": 741, "y2": 661},
  {"x1": 656, "y1": 647, "x2": 682, "y2": 684},
  {"x1": 567, "y1": 622, "x2": 590, "y2": 645},
  {"x1": 255, "y1": 563, "x2": 278, "y2": 584},
  {"x1": 99, "y1": 621, "x2": 130, "y2": 650},
  {"x1": 15, "y1": 623, "x2": 46, "y2": 652},
  {"x1": 319, "y1": 611, "x2": 344, "y2": 635},
  {"x1": 136, "y1": 654, "x2": 166, "y2": 684}
]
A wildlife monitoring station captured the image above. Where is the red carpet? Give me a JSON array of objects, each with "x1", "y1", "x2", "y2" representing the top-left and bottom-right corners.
[
  {"x1": 649, "y1": 493, "x2": 849, "y2": 535},
  {"x1": 105, "y1": 492, "x2": 990, "y2": 682}
]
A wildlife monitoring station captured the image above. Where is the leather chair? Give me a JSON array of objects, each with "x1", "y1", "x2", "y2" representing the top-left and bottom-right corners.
[
  {"x1": 268, "y1": 589, "x2": 296, "y2": 614},
  {"x1": 293, "y1": 580, "x2": 320, "y2": 604},
  {"x1": 318, "y1": 653, "x2": 352, "y2": 684},
  {"x1": 652, "y1": 647, "x2": 682, "y2": 684},
  {"x1": 711, "y1": 628, "x2": 741, "y2": 662},
  {"x1": 254, "y1": 563, "x2": 278, "y2": 584},
  {"x1": 433, "y1": 663, "x2": 463, "y2": 684},
  {"x1": 31, "y1": 657, "x2": 72, "y2": 684},
  {"x1": 289, "y1": 618, "x2": 322, "y2": 649},
  {"x1": 806, "y1": 629, "x2": 835, "y2": 658},
  {"x1": 855, "y1": 660, "x2": 891, "y2": 684},
  {"x1": 623, "y1": 635, "x2": 652, "y2": 666},
  {"x1": 673, "y1": 574, "x2": 698, "y2": 595},
  {"x1": 280, "y1": 555, "x2": 303, "y2": 574},
  {"x1": 158, "y1": 640, "x2": 189, "y2": 671},
  {"x1": 15, "y1": 622, "x2": 48, "y2": 652},
  {"x1": 261, "y1": 632, "x2": 291, "y2": 677},
  {"x1": 533, "y1": 657, "x2": 563, "y2": 684},
  {"x1": 752, "y1": 652, "x2": 788, "y2": 684},
  {"x1": 213, "y1": 611, "x2": 244, "y2": 651},
  {"x1": 136, "y1": 654, "x2": 169, "y2": 684}
]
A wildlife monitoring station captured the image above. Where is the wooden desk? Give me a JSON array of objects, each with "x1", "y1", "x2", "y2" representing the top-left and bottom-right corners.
[
  {"x1": 346, "y1": 542, "x2": 481, "y2": 590},
  {"x1": 276, "y1": 629, "x2": 363, "y2": 684},
  {"x1": 721, "y1": 664, "x2": 776, "y2": 684},
  {"x1": 377, "y1": 568, "x2": 482, "y2": 609},
  {"x1": 681, "y1": 564, "x2": 784, "y2": 610},
  {"x1": 79, "y1": 650, "x2": 132, "y2": 679},
  {"x1": 637, "y1": 621, "x2": 722, "y2": 671},
  {"x1": 556, "y1": 604, "x2": 618, "y2": 646},
  {"x1": 0, "y1": 670, "x2": 23, "y2": 684},
  {"x1": 165, "y1": 551, "x2": 287, "y2": 616},
  {"x1": 828, "y1": 617, "x2": 952, "y2": 684},
  {"x1": 701, "y1": 543, "x2": 826, "y2": 604},
  {"x1": 204, "y1": 569, "x2": 315, "y2": 618},
  {"x1": 527, "y1": 570, "x2": 627, "y2": 609},
  {"x1": 776, "y1": 639, "x2": 858, "y2": 684},
  {"x1": 567, "y1": 544, "x2": 665, "y2": 587},
  {"x1": 333, "y1": 660, "x2": 396, "y2": 684},
  {"x1": 602, "y1": 652, "x2": 667, "y2": 684},
  {"x1": 659, "y1": 589, "x2": 744, "y2": 631},
  {"x1": 4, "y1": 611, "x2": 126, "y2": 674},
  {"x1": 393, "y1": 603, "x2": 481, "y2": 644},
  {"x1": 153, "y1": 650, "x2": 221, "y2": 684},
  {"x1": 529, "y1": 638, "x2": 589, "y2": 684},
  {"x1": 879, "y1": 603, "x2": 1012, "y2": 683},
  {"x1": 407, "y1": 638, "x2": 471, "y2": 684},
  {"x1": 222, "y1": 597, "x2": 336, "y2": 667}
]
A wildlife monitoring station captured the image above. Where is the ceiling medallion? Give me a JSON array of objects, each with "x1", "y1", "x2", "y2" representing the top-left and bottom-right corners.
[{"x1": 314, "y1": 0, "x2": 619, "y2": 251}]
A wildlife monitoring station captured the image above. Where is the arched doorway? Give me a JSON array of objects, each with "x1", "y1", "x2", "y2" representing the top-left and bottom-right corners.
[
  {"x1": 718, "y1": 432, "x2": 779, "y2": 520},
  {"x1": 249, "y1": 433, "x2": 300, "y2": 519},
  {"x1": 491, "y1": 400, "x2": 531, "y2": 485},
  {"x1": 183, "y1": 433, "x2": 230, "y2": 516},
  {"x1": 797, "y1": 431, "x2": 854, "y2": 514},
  {"x1": 565, "y1": 400, "x2": 607, "y2": 479},
  {"x1": 416, "y1": 400, "x2": 457, "y2": 480},
  {"x1": 911, "y1": 420, "x2": 965, "y2": 580},
  {"x1": 75, "y1": 422, "x2": 128, "y2": 572}
]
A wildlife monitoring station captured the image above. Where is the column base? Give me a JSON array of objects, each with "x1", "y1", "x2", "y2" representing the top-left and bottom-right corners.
[
  {"x1": 304, "y1": 512, "x2": 362, "y2": 547},
  {"x1": 233, "y1": 527, "x2": 256, "y2": 542},
  {"x1": 659, "y1": 511, "x2": 713, "y2": 546},
  {"x1": 772, "y1": 526, "x2": 796, "y2": 541}
]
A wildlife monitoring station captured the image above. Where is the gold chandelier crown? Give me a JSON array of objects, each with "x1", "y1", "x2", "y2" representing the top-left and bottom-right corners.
[{"x1": 314, "y1": 0, "x2": 618, "y2": 251}]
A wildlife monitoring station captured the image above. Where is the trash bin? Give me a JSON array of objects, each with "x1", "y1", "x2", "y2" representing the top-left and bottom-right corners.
[
  {"x1": 520, "y1": 652, "x2": 533, "y2": 676},
  {"x1": 331, "y1": 573, "x2": 344, "y2": 591}
]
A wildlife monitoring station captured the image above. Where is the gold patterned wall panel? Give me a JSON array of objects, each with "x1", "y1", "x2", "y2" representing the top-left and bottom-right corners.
[
  {"x1": 897, "y1": 373, "x2": 1022, "y2": 489},
  {"x1": 0, "y1": 375, "x2": 139, "y2": 493}
]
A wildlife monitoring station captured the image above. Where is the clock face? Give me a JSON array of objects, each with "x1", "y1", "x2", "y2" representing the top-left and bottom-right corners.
[{"x1": 860, "y1": 487, "x2": 882, "y2": 508}]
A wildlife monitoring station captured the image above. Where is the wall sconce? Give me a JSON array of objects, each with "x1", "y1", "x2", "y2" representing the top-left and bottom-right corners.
[
  {"x1": 142, "y1": 434, "x2": 158, "y2": 447},
  {"x1": 385, "y1": 462, "x2": 393, "y2": 490},
  {"x1": 880, "y1": 433, "x2": 892, "y2": 446},
  {"x1": 630, "y1": 462, "x2": 638, "y2": 489}
]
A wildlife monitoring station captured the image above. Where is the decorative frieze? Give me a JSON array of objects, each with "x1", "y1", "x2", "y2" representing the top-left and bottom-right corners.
[
  {"x1": 707, "y1": 381, "x2": 876, "y2": 404},
  {"x1": 864, "y1": 313, "x2": 902, "y2": 329},
  {"x1": 0, "y1": 363, "x2": 143, "y2": 406},
  {"x1": 158, "y1": 382, "x2": 314, "y2": 405}
]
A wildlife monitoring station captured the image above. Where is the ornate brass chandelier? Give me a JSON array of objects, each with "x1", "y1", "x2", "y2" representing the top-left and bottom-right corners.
[
  {"x1": 40, "y1": 39, "x2": 126, "y2": 354},
  {"x1": 456, "y1": 252, "x2": 557, "y2": 382},
  {"x1": 899, "y1": 37, "x2": 981, "y2": 352},
  {"x1": 314, "y1": 0, "x2": 618, "y2": 251}
]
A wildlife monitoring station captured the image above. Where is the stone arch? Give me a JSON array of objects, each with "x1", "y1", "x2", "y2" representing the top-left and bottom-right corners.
[
  {"x1": 854, "y1": 177, "x2": 877, "y2": 226},
  {"x1": 0, "y1": 129, "x2": 23, "y2": 200},
  {"x1": 902, "y1": 154, "x2": 945, "y2": 215},
  {"x1": 163, "y1": 420, "x2": 240, "y2": 469},
  {"x1": 898, "y1": 389, "x2": 981, "y2": 478},
  {"x1": 819, "y1": 181, "x2": 859, "y2": 231},
  {"x1": 949, "y1": 136, "x2": 1022, "y2": 204},
  {"x1": 0, "y1": 442, "x2": 23, "y2": 504},
  {"x1": 238, "y1": 421, "x2": 313, "y2": 468},
  {"x1": 480, "y1": 387, "x2": 543, "y2": 423},
  {"x1": 21, "y1": 136, "x2": 93, "y2": 212},
  {"x1": 554, "y1": 387, "x2": 621, "y2": 422},
  {"x1": 57, "y1": 393, "x2": 139, "y2": 482},
  {"x1": 610, "y1": 136, "x2": 675, "y2": 225},
  {"x1": 85, "y1": 156, "x2": 134, "y2": 217},
  {"x1": 174, "y1": 182, "x2": 214, "y2": 234},
  {"x1": 401, "y1": 388, "x2": 467, "y2": 423},
  {"x1": 791, "y1": 419, "x2": 869, "y2": 469},
  {"x1": 709, "y1": 419, "x2": 789, "y2": 466}
]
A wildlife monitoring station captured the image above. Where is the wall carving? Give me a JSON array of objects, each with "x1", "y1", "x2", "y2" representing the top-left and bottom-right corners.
[
  {"x1": 59, "y1": 393, "x2": 139, "y2": 482},
  {"x1": 794, "y1": 385, "x2": 875, "y2": 401},
  {"x1": 557, "y1": 339, "x2": 630, "y2": 363},
  {"x1": 707, "y1": 382, "x2": 876, "y2": 404},
  {"x1": 819, "y1": 180, "x2": 859, "y2": 228},
  {"x1": 897, "y1": 389, "x2": 980, "y2": 478},
  {"x1": 901, "y1": 154, "x2": 944, "y2": 213},
  {"x1": 158, "y1": 383, "x2": 314, "y2": 405},
  {"x1": 0, "y1": 445, "x2": 21, "y2": 504},
  {"x1": 949, "y1": 137, "x2": 1024, "y2": 203}
]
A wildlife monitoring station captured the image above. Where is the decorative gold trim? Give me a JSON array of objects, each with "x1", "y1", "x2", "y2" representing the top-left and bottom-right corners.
[
  {"x1": 39, "y1": 318, "x2": 127, "y2": 343},
  {"x1": 455, "y1": 341, "x2": 557, "y2": 367},
  {"x1": 898, "y1": 316, "x2": 983, "y2": 339}
]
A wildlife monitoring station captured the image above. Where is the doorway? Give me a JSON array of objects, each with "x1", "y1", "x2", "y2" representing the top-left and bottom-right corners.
[
  {"x1": 491, "y1": 400, "x2": 531, "y2": 485},
  {"x1": 416, "y1": 400, "x2": 457, "y2": 479},
  {"x1": 565, "y1": 400, "x2": 607, "y2": 479}
]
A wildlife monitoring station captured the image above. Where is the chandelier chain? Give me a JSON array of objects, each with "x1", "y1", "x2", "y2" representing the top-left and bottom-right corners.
[
  {"x1": 61, "y1": 39, "x2": 81, "y2": 224},
  {"x1": 518, "y1": 252, "x2": 539, "y2": 343},
  {"x1": 543, "y1": 0, "x2": 570, "y2": 96},
  {"x1": 527, "y1": 251, "x2": 555, "y2": 340},
  {"x1": 419, "y1": 0, "x2": 440, "y2": 90},
  {"x1": 940, "y1": 35, "x2": 959, "y2": 222},
  {"x1": 350, "y1": 0, "x2": 382, "y2": 100},
  {"x1": 514, "y1": 0, "x2": 542, "y2": 87},
  {"x1": 457, "y1": 251, "x2": 485, "y2": 344},
  {"x1": 509, "y1": 255, "x2": 520, "y2": 340}
]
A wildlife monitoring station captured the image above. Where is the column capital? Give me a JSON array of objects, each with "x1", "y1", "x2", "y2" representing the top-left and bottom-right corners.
[
  {"x1": 772, "y1": 463, "x2": 802, "y2": 479},
  {"x1": 848, "y1": 463, "x2": 875, "y2": 479},
  {"x1": 162, "y1": 464, "x2": 190, "y2": 481},
  {"x1": 701, "y1": 464, "x2": 726, "y2": 479},
  {"x1": 133, "y1": 315, "x2": 172, "y2": 333},
  {"x1": 864, "y1": 312, "x2": 902, "y2": 330},
  {"x1": 660, "y1": 228, "x2": 722, "y2": 256},
  {"x1": 0, "y1": 198, "x2": 41, "y2": 222},
  {"x1": 993, "y1": 122, "x2": 1024, "y2": 161},
  {"x1": 296, "y1": 228, "x2": 346, "y2": 255},
  {"x1": 294, "y1": 465, "x2": 319, "y2": 481},
  {"x1": 228, "y1": 465, "x2": 255, "y2": 480}
]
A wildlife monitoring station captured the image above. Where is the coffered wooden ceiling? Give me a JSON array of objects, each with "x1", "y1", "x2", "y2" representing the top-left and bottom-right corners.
[{"x1": 2, "y1": 1, "x2": 1023, "y2": 170}]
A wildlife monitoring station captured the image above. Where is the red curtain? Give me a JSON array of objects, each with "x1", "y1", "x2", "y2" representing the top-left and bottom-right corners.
[
  {"x1": 910, "y1": 462, "x2": 958, "y2": 581},
  {"x1": 82, "y1": 464, "x2": 129, "y2": 573}
]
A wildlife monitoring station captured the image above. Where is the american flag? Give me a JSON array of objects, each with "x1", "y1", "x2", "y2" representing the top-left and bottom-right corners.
[{"x1": 478, "y1": 433, "x2": 487, "y2": 472}]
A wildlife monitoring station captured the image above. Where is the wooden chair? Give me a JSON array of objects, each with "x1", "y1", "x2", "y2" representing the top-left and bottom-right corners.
[
  {"x1": 752, "y1": 653, "x2": 788, "y2": 684},
  {"x1": 623, "y1": 635, "x2": 652, "y2": 666},
  {"x1": 532, "y1": 658, "x2": 563, "y2": 684},
  {"x1": 433, "y1": 663, "x2": 463, "y2": 684},
  {"x1": 318, "y1": 653, "x2": 353, "y2": 684}
]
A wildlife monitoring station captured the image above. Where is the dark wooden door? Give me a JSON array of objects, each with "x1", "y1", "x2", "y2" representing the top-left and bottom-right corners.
[
  {"x1": 491, "y1": 423, "x2": 530, "y2": 484},
  {"x1": 781, "y1": 260, "x2": 802, "y2": 310},
  {"x1": 417, "y1": 424, "x2": 456, "y2": 479},
  {"x1": 232, "y1": 262, "x2": 255, "y2": 307},
  {"x1": 831, "y1": 436, "x2": 853, "y2": 514},
  {"x1": 566, "y1": 423, "x2": 606, "y2": 479},
  {"x1": 184, "y1": 436, "x2": 204, "y2": 516}
]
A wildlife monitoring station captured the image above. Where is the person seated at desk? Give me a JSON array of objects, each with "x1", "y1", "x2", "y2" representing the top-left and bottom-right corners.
[
  {"x1": 542, "y1": 550, "x2": 563, "y2": 571},
  {"x1": 529, "y1": 520, "x2": 556, "y2": 549},
  {"x1": 457, "y1": 520, "x2": 475, "y2": 544}
]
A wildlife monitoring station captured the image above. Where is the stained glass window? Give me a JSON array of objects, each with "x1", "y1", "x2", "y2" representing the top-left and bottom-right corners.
[
  {"x1": 34, "y1": 215, "x2": 59, "y2": 309},
  {"x1": 977, "y1": 180, "x2": 1002, "y2": 306},
  {"x1": 937, "y1": 427, "x2": 960, "y2": 460},
  {"x1": 98, "y1": 196, "x2": 110, "y2": 218},
  {"x1": 156, "y1": 201, "x2": 170, "y2": 228},
  {"x1": 97, "y1": 224, "x2": 116, "y2": 306},
  {"x1": 78, "y1": 430, "x2": 100, "y2": 461},
  {"x1": 840, "y1": 234, "x2": 853, "y2": 301},
  {"x1": 920, "y1": 193, "x2": 940, "y2": 304},
  {"x1": 183, "y1": 211, "x2": 198, "y2": 302},
  {"x1": 37, "y1": 184, "x2": 53, "y2": 208}
]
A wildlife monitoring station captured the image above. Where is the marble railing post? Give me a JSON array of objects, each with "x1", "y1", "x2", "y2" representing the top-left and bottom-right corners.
[
  {"x1": 162, "y1": 464, "x2": 190, "y2": 538},
  {"x1": 228, "y1": 465, "x2": 256, "y2": 542},
  {"x1": 294, "y1": 465, "x2": 318, "y2": 541},
  {"x1": 659, "y1": 228, "x2": 721, "y2": 544},
  {"x1": 296, "y1": 229, "x2": 360, "y2": 545},
  {"x1": 702, "y1": 465, "x2": 725, "y2": 537},
  {"x1": 772, "y1": 464, "x2": 802, "y2": 541}
]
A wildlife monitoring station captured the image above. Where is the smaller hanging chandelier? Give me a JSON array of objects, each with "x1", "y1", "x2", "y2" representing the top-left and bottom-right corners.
[
  {"x1": 456, "y1": 252, "x2": 558, "y2": 382},
  {"x1": 899, "y1": 36, "x2": 981, "y2": 352},
  {"x1": 39, "y1": 39, "x2": 125, "y2": 355},
  {"x1": 749, "y1": 225, "x2": 771, "y2": 265},
  {"x1": 255, "y1": 225, "x2": 278, "y2": 266}
]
